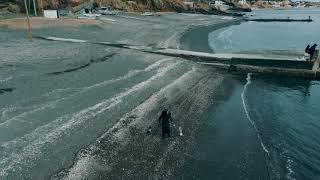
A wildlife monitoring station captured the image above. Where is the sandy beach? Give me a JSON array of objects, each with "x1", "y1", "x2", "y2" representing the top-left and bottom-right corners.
[
  {"x1": 0, "y1": 13, "x2": 247, "y2": 179},
  {"x1": 0, "y1": 17, "x2": 103, "y2": 29},
  {"x1": 2, "y1": 7, "x2": 320, "y2": 180}
]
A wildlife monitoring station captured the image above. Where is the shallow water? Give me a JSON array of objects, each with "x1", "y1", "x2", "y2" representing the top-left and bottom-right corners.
[
  {"x1": 209, "y1": 8, "x2": 320, "y2": 53},
  {"x1": 205, "y1": 8, "x2": 320, "y2": 179}
]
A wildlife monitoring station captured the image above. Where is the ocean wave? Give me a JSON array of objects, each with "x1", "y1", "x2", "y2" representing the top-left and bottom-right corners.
[
  {"x1": 208, "y1": 27, "x2": 233, "y2": 52},
  {"x1": 241, "y1": 73, "x2": 269, "y2": 154}
]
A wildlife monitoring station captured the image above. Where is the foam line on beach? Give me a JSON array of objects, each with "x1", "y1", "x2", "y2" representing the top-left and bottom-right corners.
[
  {"x1": 0, "y1": 58, "x2": 173, "y2": 137},
  {"x1": 45, "y1": 37, "x2": 87, "y2": 43},
  {"x1": 0, "y1": 61, "x2": 180, "y2": 178},
  {"x1": 216, "y1": 28, "x2": 233, "y2": 49},
  {"x1": 0, "y1": 76, "x2": 13, "y2": 83},
  {"x1": 241, "y1": 73, "x2": 269, "y2": 154},
  {"x1": 62, "y1": 67, "x2": 197, "y2": 180},
  {"x1": 100, "y1": 17, "x2": 117, "y2": 22}
]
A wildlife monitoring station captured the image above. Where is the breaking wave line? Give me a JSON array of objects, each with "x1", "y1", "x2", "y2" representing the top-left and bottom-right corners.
[{"x1": 241, "y1": 73, "x2": 269, "y2": 154}]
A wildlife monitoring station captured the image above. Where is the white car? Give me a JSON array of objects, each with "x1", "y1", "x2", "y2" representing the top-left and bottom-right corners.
[
  {"x1": 99, "y1": 7, "x2": 117, "y2": 15},
  {"x1": 78, "y1": 8, "x2": 101, "y2": 19}
]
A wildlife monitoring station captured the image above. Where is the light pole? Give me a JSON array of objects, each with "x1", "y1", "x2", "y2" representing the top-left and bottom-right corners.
[{"x1": 33, "y1": 0, "x2": 37, "y2": 16}]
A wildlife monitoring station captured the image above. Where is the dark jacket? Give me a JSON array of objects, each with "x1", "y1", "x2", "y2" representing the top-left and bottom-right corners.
[
  {"x1": 309, "y1": 44, "x2": 317, "y2": 54},
  {"x1": 305, "y1": 45, "x2": 310, "y2": 53},
  {"x1": 159, "y1": 110, "x2": 172, "y2": 128}
]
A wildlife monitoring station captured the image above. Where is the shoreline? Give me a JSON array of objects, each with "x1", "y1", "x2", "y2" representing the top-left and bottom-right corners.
[
  {"x1": 179, "y1": 19, "x2": 242, "y2": 53},
  {"x1": 0, "y1": 13, "x2": 248, "y2": 179}
]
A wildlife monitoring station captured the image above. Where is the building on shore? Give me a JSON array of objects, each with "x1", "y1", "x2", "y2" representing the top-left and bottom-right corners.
[
  {"x1": 183, "y1": 1, "x2": 194, "y2": 10},
  {"x1": 208, "y1": 0, "x2": 225, "y2": 8},
  {"x1": 238, "y1": 0, "x2": 248, "y2": 5}
]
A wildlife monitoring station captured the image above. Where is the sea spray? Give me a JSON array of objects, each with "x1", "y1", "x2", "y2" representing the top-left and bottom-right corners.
[{"x1": 241, "y1": 73, "x2": 269, "y2": 154}]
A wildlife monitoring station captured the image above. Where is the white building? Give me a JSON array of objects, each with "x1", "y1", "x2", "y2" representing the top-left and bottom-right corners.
[
  {"x1": 215, "y1": 1, "x2": 225, "y2": 6},
  {"x1": 44, "y1": 10, "x2": 59, "y2": 18},
  {"x1": 238, "y1": 0, "x2": 247, "y2": 5},
  {"x1": 183, "y1": 1, "x2": 194, "y2": 9},
  {"x1": 209, "y1": 1, "x2": 225, "y2": 7}
]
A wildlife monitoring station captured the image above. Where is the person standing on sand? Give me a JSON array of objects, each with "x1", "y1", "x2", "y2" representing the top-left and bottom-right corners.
[{"x1": 158, "y1": 109, "x2": 173, "y2": 139}]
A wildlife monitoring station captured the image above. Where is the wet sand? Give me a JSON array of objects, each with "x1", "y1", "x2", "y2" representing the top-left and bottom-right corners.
[{"x1": 0, "y1": 13, "x2": 242, "y2": 179}]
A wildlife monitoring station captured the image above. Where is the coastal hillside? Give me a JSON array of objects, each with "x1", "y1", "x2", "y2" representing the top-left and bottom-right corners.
[
  {"x1": 3, "y1": 0, "x2": 188, "y2": 12},
  {"x1": 95, "y1": 0, "x2": 187, "y2": 12},
  {"x1": 0, "y1": 0, "x2": 203, "y2": 13},
  {"x1": 0, "y1": 0, "x2": 239, "y2": 15}
]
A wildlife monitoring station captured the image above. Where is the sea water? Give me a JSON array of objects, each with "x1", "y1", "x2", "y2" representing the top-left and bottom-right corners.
[
  {"x1": 209, "y1": 8, "x2": 320, "y2": 53},
  {"x1": 201, "y1": 8, "x2": 320, "y2": 179}
]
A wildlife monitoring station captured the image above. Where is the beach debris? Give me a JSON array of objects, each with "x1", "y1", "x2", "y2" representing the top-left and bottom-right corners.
[
  {"x1": 147, "y1": 126, "x2": 152, "y2": 134},
  {"x1": 179, "y1": 126, "x2": 183, "y2": 136}
]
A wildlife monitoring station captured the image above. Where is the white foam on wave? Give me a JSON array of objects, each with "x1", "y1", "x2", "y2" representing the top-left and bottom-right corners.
[
  {"x1": 99, "y1": 17, "x2": 116, "y2": 22},
  {"x1": 160, "y1": 32, "x2": 179, "y2": 49},
  {"x1": 217, "y1": 28, "x2": 233, "y2": 49},
  {"x1": 46, "y1": 37, "x2": 87, "y2": 43},
  {"x1": 241, "y1": 73, "x2": 269, "y2": 154},
  {"x1": 286, "y1": 158, "x2": 296, "y2": 180},
  {"x1": 63, "y1": 67, "x2": 197, "y2": 180},
  {"x1": 118, "y1": 15, "x2": 145, "y2": 21},
  {"x1": 0, "y1": 58, "x2": 173, "y2": 127},
  {"x1": 0, "y1": 61, "x2": 180, "y2": 178},
  {"x1": 208, "y1": 27, "x2": 233, "y2": 52},
  {"x1": 221, "y1": 16, "x2": 234, "y2": 20},
  {"x1": 0, "y1": 76, "x2": 13, "y2": 83},
  {"x1": 0, "y1": 102, "x2": 56, "y2": 126}
]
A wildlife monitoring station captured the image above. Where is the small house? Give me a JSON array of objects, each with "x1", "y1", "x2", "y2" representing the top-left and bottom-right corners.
[
  {"x1": 184, "y1": 1, "x2": 194, "y2": 10},
  {"x1": 238, "y1": 0, "x2": 247, "y2": 5},
  {"x1": 209, "y1": 1, "x2": 225, "y2": 7},
  {"x1": 44, "y1": 10, "x2": 59, "y2": 18}
]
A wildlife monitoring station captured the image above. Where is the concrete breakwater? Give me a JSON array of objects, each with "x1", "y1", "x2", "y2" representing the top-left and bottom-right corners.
[
  {"x1": 147, "y1": 48, "x2": 320, "y2": 80},
  {"x1": 36, "y1": 36, "x2": 320, "y2": 80},
  {"x1": 244, "y1": 18, "x2": 313, "y2": 22}
]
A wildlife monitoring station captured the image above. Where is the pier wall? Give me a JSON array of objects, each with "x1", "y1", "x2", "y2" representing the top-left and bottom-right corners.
[{"x1": 197, "y1": 57, "x2": 314, "y2": 70}]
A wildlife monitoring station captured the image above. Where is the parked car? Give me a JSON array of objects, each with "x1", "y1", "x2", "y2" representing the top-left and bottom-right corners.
[
  {"x1": 98, "y1": 7, "x2": 117, "y2": 15},
  {"x1": 142, "y1": 12, "x2": 154, "y2": 16},
  {"x1": 78, "y1": 8, "x2": 101, "y2": 19}
]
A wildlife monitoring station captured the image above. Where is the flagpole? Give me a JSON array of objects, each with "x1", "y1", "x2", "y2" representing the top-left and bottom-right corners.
[
  {"x1": 39, "y1": 0, "x2": 44, "y2": 15},
  {"x1": 24, "y1": 0, "x2": 33, "y2": 41}
]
